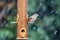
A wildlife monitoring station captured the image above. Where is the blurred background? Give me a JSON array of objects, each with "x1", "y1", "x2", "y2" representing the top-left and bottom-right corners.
[
  {"x1": 0, "y1": 0, "x2": 17, "y2": 40},
  {"x1": 0, "y1": 0, "x2": 60, "y2": 40},
  {"x1": 28, "y1": 0, "x2": 60, "y2": 40}
]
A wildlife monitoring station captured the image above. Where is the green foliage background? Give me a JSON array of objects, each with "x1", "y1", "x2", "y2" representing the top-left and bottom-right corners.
[
  {"x1": 0, "y1": 0, "x2": 60, "y2": 40},
  {"x1": 28, "y1": 0, "x2": 60, "y2": 40}
]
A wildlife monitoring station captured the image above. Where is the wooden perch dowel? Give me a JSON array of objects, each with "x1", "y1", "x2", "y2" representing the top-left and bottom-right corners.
[{"x1": 17, "y1": 0, "x2": 28, "y2": 40}]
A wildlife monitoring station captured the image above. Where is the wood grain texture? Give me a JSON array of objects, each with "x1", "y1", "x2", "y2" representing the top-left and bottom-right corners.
[{"x1": 17, "y1": 0, "x2": 28, "y2": 40}]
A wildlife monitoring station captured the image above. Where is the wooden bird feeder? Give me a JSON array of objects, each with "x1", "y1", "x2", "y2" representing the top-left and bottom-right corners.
[{"x1": 16, "y1": 0, "x2": 28, "y2": 40}]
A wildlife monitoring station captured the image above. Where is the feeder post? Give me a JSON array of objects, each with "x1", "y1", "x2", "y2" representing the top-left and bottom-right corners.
[{"x1": 17, "y1": 0, "x2": 28, "y2": 40}]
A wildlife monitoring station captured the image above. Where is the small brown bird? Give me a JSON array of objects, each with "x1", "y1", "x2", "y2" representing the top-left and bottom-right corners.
[{"x1": 28, "y1": 13, "x2": 39, "y2": 24}]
